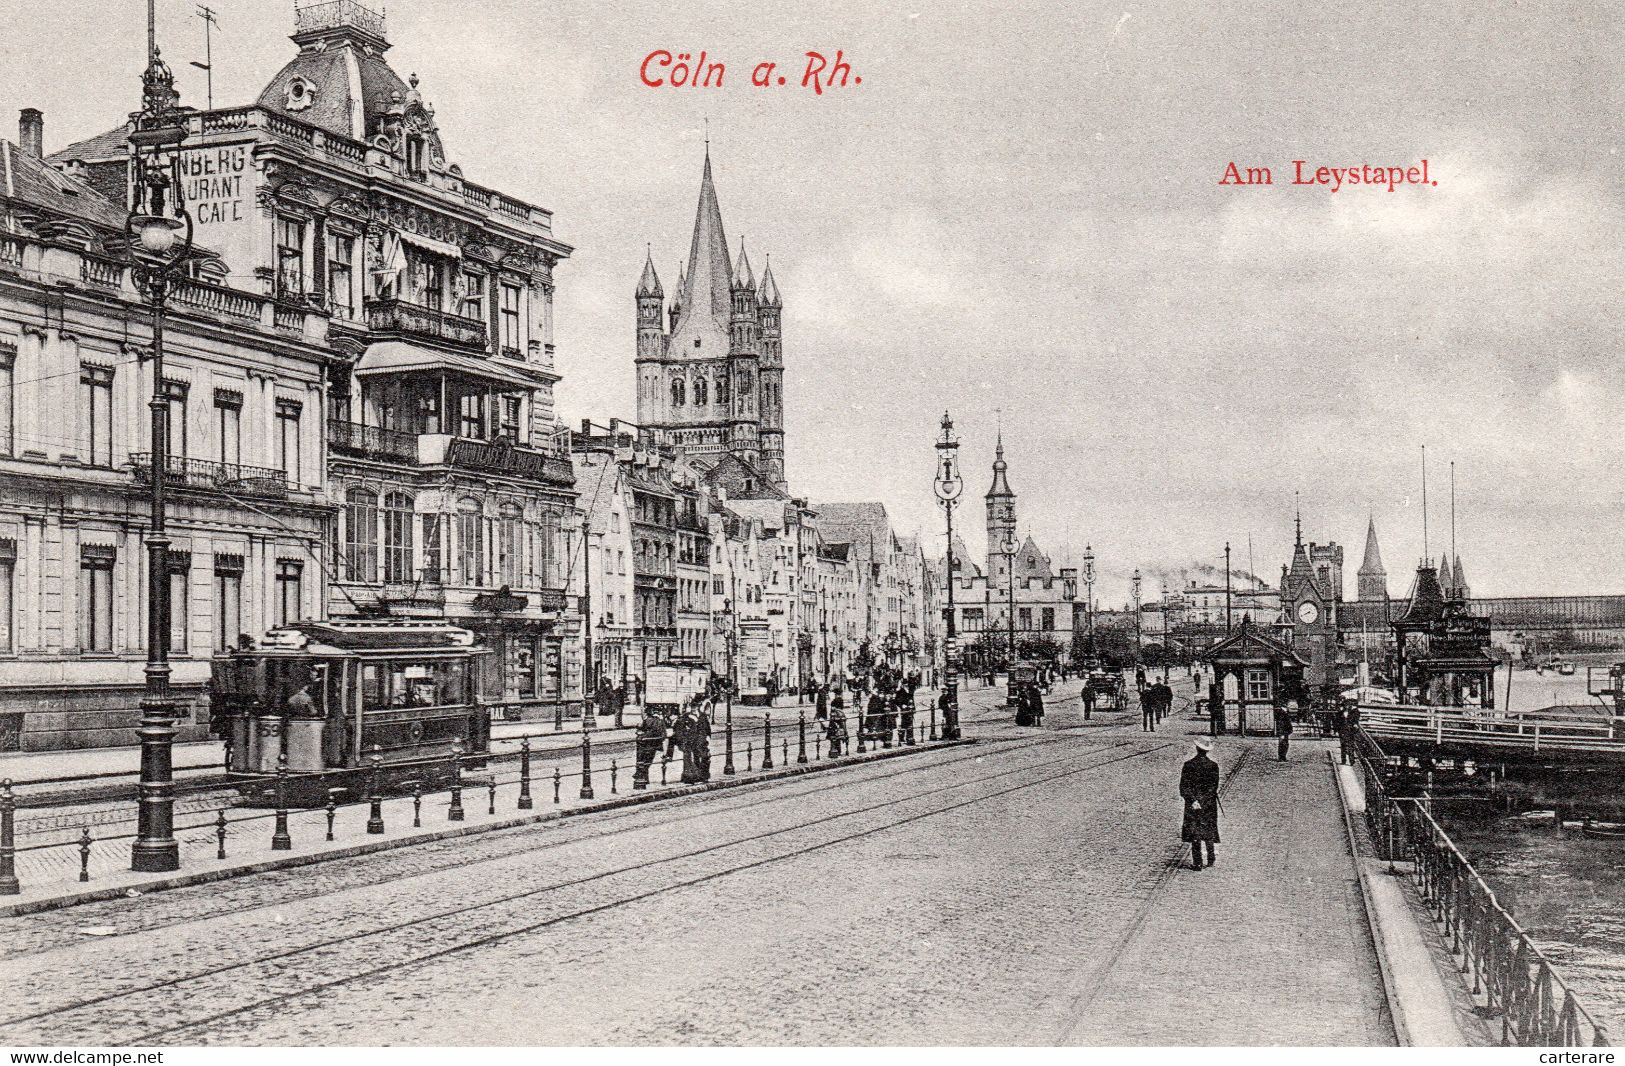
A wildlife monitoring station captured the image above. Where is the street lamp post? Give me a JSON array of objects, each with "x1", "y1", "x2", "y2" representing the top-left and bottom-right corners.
[
  {"x1": 1131, "y1": 568, "x2": 1143, "y2": 668},
  {"x1": 1224, "y1": 541, "x2": 1233, "y2": 635},
  {"x1": 932, "y1": 412, "x2": 963, "y2": 740},
  {"x1": 1082, "y1": 544, "x2": 1095, "y2": 658},
  {"x1": 128, "y1": 10, "x2": 193, "y2": 874},
  {"x1": 1005, "y1": 531, "x2": 1019, "y2": 709}
]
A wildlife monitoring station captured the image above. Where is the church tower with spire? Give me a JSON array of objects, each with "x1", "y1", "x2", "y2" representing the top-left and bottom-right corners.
[
  {"x1": 1357, "y1": 517, "x2": 1388, "y2": 602},
  {"x1": 985, "y1": 435, "x2": 1017, "y2": 586},
  {"x1": 635, "y1": 149, "x2": 786, "y2": 492}
]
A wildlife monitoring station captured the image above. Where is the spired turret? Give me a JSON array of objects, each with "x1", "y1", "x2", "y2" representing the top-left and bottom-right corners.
[
  {"x1": 1357, "y1": 516, "x2": 1388, "y2": 602},
  {"x1": 758, "y1": 256, "x2": 785, "y2": 490},
  {"x1": 635, "y1": 250, "x2": 664, "y2": 362}
]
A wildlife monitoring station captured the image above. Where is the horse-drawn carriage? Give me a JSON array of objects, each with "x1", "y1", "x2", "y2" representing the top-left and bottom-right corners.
[{"x1": 1085, "y1": 671, "x2": 1123, "y2": 711}]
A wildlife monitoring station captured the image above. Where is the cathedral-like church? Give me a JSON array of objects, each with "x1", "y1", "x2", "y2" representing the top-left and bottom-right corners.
[{"x1": 635, "y1": 150, "x2": 786, "y2": 493}]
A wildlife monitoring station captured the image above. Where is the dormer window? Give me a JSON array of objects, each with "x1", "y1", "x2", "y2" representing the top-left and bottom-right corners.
[{"x1": 406, "y1": 134, "x2": 426, "y2": 177}]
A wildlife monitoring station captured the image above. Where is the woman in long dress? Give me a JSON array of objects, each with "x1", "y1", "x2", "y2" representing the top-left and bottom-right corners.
[{"x1": 827, "y1": 693, "x2": 848, "y2": 756}]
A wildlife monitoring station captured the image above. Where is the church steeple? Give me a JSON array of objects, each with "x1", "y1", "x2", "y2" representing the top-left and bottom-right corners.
[
  {"x1": 1357, "y1": 516, "x2": 1388, "y2": 601},
  {"x1": 985, "y1": 433, "x2": 1017, "y2": 583},
  {"x1": 675, "y1": 150, "x2": 733, "y2": 331}
]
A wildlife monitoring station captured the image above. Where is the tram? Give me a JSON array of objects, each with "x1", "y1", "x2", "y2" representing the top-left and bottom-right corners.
[{"x1": 210, "y1": 620, "x2": 493, "y2": 805}]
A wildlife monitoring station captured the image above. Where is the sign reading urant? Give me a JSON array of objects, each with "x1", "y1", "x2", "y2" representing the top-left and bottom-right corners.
[
  {"x1": 176, "y1": 142, "x2": 260, "y2": 276},
  {"x1": 179, "y1": 145, "x2": 250, "y2": 224}
]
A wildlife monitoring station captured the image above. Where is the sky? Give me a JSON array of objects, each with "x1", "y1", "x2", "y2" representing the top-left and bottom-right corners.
[{"x1": 4, "y1": 0, "x2": 1623, "y2": 604}]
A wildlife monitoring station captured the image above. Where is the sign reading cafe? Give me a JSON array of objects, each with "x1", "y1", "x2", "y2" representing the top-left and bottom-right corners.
[{"x1": 178, "y1": 145, "x2": 250, "y2": 225}]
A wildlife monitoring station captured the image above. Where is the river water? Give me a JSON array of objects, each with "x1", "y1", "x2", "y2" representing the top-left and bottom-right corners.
[{"x1": 1435, "y1": 799, "x2": 1625, "y2": 1037}]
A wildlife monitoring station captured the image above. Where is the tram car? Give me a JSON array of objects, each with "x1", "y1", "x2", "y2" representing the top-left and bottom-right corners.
[{"x1": 210, "y1": 620, "x2": 493, "y2": 806}]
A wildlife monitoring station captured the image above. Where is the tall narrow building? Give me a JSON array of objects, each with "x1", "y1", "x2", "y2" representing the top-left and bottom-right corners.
[
  {"x1": 985, "y1": 434, "x2": 1017, "y2": 586},
  {"x1": 636, "y1": 150, "x2": 786, "y2": 493},
  {"x1": 1357, "y1": 517, "x2": 1388, "y2": 602}
]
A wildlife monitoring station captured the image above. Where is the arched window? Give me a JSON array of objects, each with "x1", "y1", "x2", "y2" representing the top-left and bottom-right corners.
[
  {"x1": 716, "y1": 374, "x2": 730, "y2": 405},
  {"x1": 343, "y1": 488, "x2": 378, "y2": 583},
  {"x1": 671, "y1": 377, "x2": 685, "y2": 407},
  {"x1": 457, "y1": 497, "x2": 485, "y2": 587},
  {"x1": 382, "y1": 491, "x2": 414, "y2": 583},
  {"x1": 497, "y1": 501, "x2": 522, "y2": 586},
  {"x1": 694, "y1": 376, "x2": 708, "y2": 406}
]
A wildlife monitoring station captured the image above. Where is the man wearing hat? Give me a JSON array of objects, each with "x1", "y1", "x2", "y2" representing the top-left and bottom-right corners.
[{"x1": 1180, "y1": 737, "x2": 1221, "y2": 869}]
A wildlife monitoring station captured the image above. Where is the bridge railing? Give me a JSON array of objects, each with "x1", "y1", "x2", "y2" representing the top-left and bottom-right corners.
[
  {"x1": 1359, "y1": 702, "x2": 1621, "y2": 754},
  {"x1": 1354, "y1": 732, "x2": 1610, "y2": 1047}
]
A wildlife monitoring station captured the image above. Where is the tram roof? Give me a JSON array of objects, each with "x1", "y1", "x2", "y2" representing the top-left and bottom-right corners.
[{"x1": 256, "y1": 620, "x2": 483, "y2": 654}]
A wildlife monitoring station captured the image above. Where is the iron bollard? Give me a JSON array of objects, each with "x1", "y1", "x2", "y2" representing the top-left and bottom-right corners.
[
  {"x1": 412, "y1": 784, "x2": 423, "y2": 828},
  {"x1": 366, "y1": 745, "x2": 385, "y2": 835},
  {"x1": 579, "y1": 733, "x2": 595, "y2": 800},
  {"x1": 555, "y1": 702, "x2": 564, "y2": 732},
  {"x1": 0, "y1": 779, "x2": 18, "y2": 895},
  {"x1": 611, "y1": 759, "x2": 619, "y2": 794},
  {"x1": 487, "y1": 778, "x2": 497, "y2": 816},
  {"x1": 78, "y1": 827, "x2": 91, "y2": 882},
  {"x1": 553, "y1": 767, "x2": 562, "y2": 804},
  {"x1": 518, "y1": 737, "x2": 534, "y2": 810},
  {"x1": 448, "y1": 739, "x2": 466, "y2": 822},
  {"x1": 724, "y1": 716, "x2": 736, "y2": 776},
  {"x1": 783, "y1": 737, "x2": 789, "y2": 765},
  {"x1": 326, "y1": 799, "x2": 338, "y2": 841},
  {"x1": 223, "y1": 735, "x2": 234, "y2": 775},
  {"x1": 857, "y1": 714, "x2": 868, "y2": 754},
  {"x1": 816, "y1": 734, "x2": 823, "y2": 760},
  {"x1": 762, "y1": 714, "x2": 775, "y2": 769},
  {"x1": 797, "y1": 711, "x2": 808, "y2": 764},
  {"x1": 215, "y1": 809, "x2": 228, "y2": 860},
  {"x1": 746, "y1": 741, "x2": 753, "y2": 771},
  {"x1": 661, "y1": 755, "x2": 669, "y2": 785},
  {"x1": 271, "y1": 753, "x2": 293, "y2": 850}
]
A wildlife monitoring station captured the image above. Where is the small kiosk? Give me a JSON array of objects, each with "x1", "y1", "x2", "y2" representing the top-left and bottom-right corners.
[
  {"x1": 1394, "y1": 562, "x2": 1497, "y2": 708},
  {"x1": 1200, "y1": 617, "x2": 1309, "y2": 735}
]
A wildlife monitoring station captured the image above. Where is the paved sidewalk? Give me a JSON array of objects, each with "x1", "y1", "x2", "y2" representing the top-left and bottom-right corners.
[
  {"x1": 1068, "y1": 732, "x2": 1397, "y2": 1046},
  {"x1": 1, "y1": 726, "x2": 958, "y2": 914}
]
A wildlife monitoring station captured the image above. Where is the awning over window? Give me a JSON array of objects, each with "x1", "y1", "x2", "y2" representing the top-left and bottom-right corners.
[
  {"x1": 397, "y1": 229, "x2": 463, "y2": 260},
  {"x1": 354, "y1": 341, "x2": 545, "y2": 391}
]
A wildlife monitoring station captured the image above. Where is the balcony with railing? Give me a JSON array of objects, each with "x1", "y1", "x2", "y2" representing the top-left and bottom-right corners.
[
  {"x1": 128, "y1": 453, "x2": 289, "y2": 499},
  {"x1": 327, "y1": 419, "x2": 419, "y2": 464},
  {"x1": 365, "y1": 297, "x2": 487, "y2": 351}
]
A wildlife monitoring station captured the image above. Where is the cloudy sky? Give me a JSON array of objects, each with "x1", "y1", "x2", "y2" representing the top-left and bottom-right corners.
[{"x1": 4, "y1": 0, "x2": 1622, "y2": 602}]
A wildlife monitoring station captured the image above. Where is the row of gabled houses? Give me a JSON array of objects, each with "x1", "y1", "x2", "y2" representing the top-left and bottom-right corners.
[{"x1": 0, "y1": 2, "x2": 936, "y2": 751}]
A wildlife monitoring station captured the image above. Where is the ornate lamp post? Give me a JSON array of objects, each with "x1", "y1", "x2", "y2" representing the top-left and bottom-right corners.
[
  {"x1": 932, "y1": 411, "x2": 964, "y2": 740},
  {"x1": 1004, "y1": 530, "x2": 1019, "y2": 709},
  {"x1": 1082, "y1": 544, "x2": 1096, "y2": 658},
  {"x1": 128, "y1": 6, "x2": 194, "y2": 874},
  {"x1": 1131, "y1": 568, "x2": 1143, "y2": 667}
]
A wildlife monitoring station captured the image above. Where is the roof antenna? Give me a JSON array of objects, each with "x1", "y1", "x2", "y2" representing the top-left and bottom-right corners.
[
  {"x1": 1421, "y1": 444, "x2": 1429, "y2": 565},
  {"x1": 190, "y1": 5, "x2": 220, "y2": 111},
  {"x1": 1450, "y1": 460, "x2": 1457, "y2": 563}
]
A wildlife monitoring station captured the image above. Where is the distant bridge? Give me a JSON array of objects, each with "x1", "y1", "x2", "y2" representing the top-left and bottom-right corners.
[{"x1": 1340, "y1": 595, "x2": 1625, "y2": 650}]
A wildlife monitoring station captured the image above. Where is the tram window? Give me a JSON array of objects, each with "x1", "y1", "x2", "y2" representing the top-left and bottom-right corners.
[
  {"x1": 439, "y1": 660, "x2": 468, "y2": 705},
  {"x1": 362, "y1": 664, "x2": 385, "y2": 710}
]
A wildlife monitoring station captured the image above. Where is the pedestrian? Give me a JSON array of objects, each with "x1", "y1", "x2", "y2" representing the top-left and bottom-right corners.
[
  {"x1": 1135, "y1": 665, "x2": 1147, "y2": 693},
  {"x1": 1275, "y1": 701, "x2": 1295, "y2": 762},
  {"x1": 936, "y1": 687, "x2": 952, "y2": 736},
  {"x1": 1180, "y1": 737, "x2": 1221, "y2": 870},
  {"x1": 690, "y1": 699, "x2": 713, "y2": 781},
  {"x1": 828, "y1": 693, "x2": 849, "y2": 756},
  {"x1": 1141, "y1": 688, "x2": 1155, "y2": 732},
  {"x1": 1081, "y1": 683, "x2": 1095, "y2": 721},
  {"x1": 1029, "y1": 682, "x2": 1045, "y2": 726},
  {"x1": 632, "y1": 706, "x2": 665, "y2": 790},
  {"x1": 816, "y1": 683, "x2": 829, "y2": 722},
  {"x1": 897, "y1": 685, "x2": 916, "y2": 744},
  {"x1": 1015, "y1": 684, "x2": 1034, "y2": 727},
  {"x1": 1155, "y1": 681, "x2": 1173, "y2": 725},
  {"x1": 867, "y1": 690, "x2": 887, "y2": 745}
]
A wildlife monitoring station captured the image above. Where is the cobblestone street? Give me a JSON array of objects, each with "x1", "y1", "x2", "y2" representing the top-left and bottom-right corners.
[{"x1": 0, "y1": 685, "x2": 1395, "y2": 1046}]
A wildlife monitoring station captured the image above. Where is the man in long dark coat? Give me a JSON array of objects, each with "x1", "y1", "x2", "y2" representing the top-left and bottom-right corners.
[
  {"x1": 688, "y1": 700, "x2": 713, "y2": 782},
  {"x1": 1180, "y1": 737, "x2": 1221, "y2": 869},
  {"x1": 1029, "y1": 683, "x2": 1045, "y2": 726},
  {"x1": 1081, "y1": 682, "x2": 1096, "y2": 722},
  {"x1": 1141, "y1": 687, "x2": 1156, "y2": 732},
  {"x1": 1275, "y1": 702, "x2": 1295, "y2": 762},
  {"x1": 896, "y1": 685, "x2": 916, "y2": 744}
]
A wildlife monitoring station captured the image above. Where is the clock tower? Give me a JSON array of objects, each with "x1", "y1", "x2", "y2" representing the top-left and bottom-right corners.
[
  {"x1": 1279, "y1": 510, "x2": 1340, "y2": 702},
  {"x1": 985, "y1": 433, "x2": 1017, "y2": 586}
]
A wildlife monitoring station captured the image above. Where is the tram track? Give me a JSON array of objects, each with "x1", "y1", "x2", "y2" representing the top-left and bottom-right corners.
[
  {"x1": 5, "y1": 692, "x2": 1060, "y2": 846},
  {"x1": 0, "y1": 725, "x2": 1129, "y2": 956},
  {"x1": 0, "y1": 734, "x2": 1174, "y2": 1043}
]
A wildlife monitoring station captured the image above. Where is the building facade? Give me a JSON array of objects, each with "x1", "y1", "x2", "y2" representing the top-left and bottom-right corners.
[{"x1": 1, "y1": 112, "x2": 332, "y2": 750}]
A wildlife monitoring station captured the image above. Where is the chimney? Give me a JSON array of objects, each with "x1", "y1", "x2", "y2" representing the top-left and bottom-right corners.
[{"x1": 18, "y1": 109, "x2": 43, "y2": 159}]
